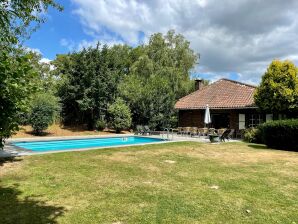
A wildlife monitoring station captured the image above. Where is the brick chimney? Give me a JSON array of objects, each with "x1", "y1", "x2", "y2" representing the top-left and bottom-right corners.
[{"x1": 195, "y1": 79, "x2": 203, "y2": 91}]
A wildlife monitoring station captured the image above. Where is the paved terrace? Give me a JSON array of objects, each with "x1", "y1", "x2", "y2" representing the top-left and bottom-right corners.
[{"x1": 1, "y1": 133, "x2": 241, "y2": 157}]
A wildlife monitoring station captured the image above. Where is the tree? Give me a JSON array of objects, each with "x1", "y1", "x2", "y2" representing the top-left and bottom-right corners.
[
  {"x1": 56, "y1": 44, "x2": 132, "y2": 128},
  {"x1": 0, "y1": 0, "x2": 62, "y2": 46},
  {"x1": 254, "y1": 60, "x2": 298, "y2": 115},
  {"x1": 119, "y1": 30, "x2": 198, "y2": 129},
  {"x1": 0, "y1": 52, "x2": 37, "y2": 147},
  {"x1": 0, "y1": 0, "x2": 62, "y2": 149},
  {"x1": 29, "y1": 94, "x2": 60, "y2": 134},
  {"x1": 108, "y1": 98, "x2": 132, "y2": 133},
  {"x1": 54, "y1": 30, "x2": 198, "y2": 130}
]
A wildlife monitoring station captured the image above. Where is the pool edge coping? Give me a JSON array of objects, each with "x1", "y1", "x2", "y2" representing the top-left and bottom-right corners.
[{"x1": 3, "y1": 134, "x2": 186, "y2": 157}]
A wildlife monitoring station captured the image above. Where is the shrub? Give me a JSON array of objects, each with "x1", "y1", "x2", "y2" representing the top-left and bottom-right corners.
[
  {"x1": 95, "y1": 119, "x2": 106, "y2": 131},
  {"x1": 17, "y1": 112, "x2": 30, "y2": 125},
  {"x1": 261, "y1": 119, "x2": 298, "y2": 151},
  {"x1": 243, "y1": 128, "x2": 263, "y2": 144},
  {"x1": 108, "y1": 98, "x2": 132, "y2": 133},
  {"x1": 29, "y1": 94, "x2": 60, "y2": 134}
]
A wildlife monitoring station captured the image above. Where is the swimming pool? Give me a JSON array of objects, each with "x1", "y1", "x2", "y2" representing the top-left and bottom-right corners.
[{"x1": 12, "y1": 136, "x2": 164, "y2": 152}]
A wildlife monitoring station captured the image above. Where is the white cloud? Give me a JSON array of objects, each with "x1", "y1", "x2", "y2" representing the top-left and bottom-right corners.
[
  {"x1": 25, "y1": 47, "x2": 55, "y2": 70},
  {"x1": 70, "y1": 0, "x2": 298, "y2": 84},
  {"x1": 78, "y1": 38, "x2": 124, "y2": 50},
  {"x1": 60, "y1": 38, "x2": 76, "y2": 51},
  {"x1": 40, "y1": 58, "x2": 51, "y2": 64},
  {"x1": 60, "y1": 38, "x2": 125, "y2": 52},
  {"x1": 40, "y1": 58, "x2": 55, "y2": 70},
  {"x1": 25, "y1": 47, "x2": 42, "y2": 55}
]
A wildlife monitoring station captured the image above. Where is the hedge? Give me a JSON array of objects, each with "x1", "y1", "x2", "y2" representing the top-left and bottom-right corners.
[{"x1": 260, "y1": 119, "x2": 298, "y2": 151}]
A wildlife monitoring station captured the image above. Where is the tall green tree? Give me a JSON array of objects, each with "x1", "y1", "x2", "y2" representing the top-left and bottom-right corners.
[
  {"x1": 0, "y1": 52, "x2": 37, "y2": 147},
  {"x1": 254, "y1": 60, "x2": 298, "y2": 115},
  {"x1": 56, "y1": 44, "x2": 132, "y2": 128},
  {"x1": 0, "y1": 0, "x2": 62, "y2": 148},
  {"x1": 54, "y1": 30, "x2": 198, "y2": 130},
  {"x1": 119, "y1": 30, "x2": 198, "y2": 129}
]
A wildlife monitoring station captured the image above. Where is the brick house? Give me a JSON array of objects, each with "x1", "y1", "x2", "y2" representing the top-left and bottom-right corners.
[{"x1": 175, "y1": 78, "x2": 273, "y2": 131}]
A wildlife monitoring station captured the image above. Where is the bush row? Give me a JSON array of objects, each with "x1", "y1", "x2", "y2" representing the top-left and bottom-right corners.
[
  {"x1": 22, "y1": 95, "x2": 132, "y2": 135},
  {"x1": 244, "y1": 119, "x2": 298, "y2": 151}
]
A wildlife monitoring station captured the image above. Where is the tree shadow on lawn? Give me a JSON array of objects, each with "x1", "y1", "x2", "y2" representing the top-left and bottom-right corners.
[
  {"x1": 24, "y1": 130, "x2": 51, "y2": 136},
  {"x1": 0, "y1": 184, "x2": 65, "y2": 224},
  {"x1": 0, "y1": 157, "x2": 23, "y2": 167},
  {"x1": 62, "y1": 125, "x2": 128, "y2": 134},
  {"x1": 247, "y1": 144, "x2": 268, "y2": 150}
]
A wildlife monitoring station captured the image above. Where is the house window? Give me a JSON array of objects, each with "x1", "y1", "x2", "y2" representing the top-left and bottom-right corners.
[
  {"x1": 239, "y1": 114, "x2": 245, "y2": 130},
  {"x1": 247, "y1": 114, "x2": 264, "y2": 128}
]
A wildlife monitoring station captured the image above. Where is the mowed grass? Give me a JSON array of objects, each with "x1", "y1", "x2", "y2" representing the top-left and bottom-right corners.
[{"x1": 0, "y1": 142, "x2": 297, "y2": 224}]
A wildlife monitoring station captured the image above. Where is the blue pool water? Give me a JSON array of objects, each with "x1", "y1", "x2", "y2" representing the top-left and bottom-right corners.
[{"x1": 12, "y1": 136, "x2": 164, "y2": 152}]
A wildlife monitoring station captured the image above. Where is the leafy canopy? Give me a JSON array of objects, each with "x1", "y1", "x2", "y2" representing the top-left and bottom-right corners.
[
  {"x1": 0, "y1": 52, "x2": 37, "y2": 147},
  {"x1": 54, "y1": 30, "x2": 198, "y2": 130},
  {"x1": 254, "y1": 60, "x2": 298, "y2": 114},
  {"x1": 0, "y1": 0, "x2": 62, "y2": 148},
  {"x1": 56, "y1": 44, "x2": 131, "y2": 128},
  {"x1": 0, "y1": 0, "x2": 62, "y2": 46},
  {"x1": 119, "y1": 30, "x2": 197, "y2": 129}
]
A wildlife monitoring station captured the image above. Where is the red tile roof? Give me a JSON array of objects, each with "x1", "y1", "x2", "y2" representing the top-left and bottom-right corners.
[{"x1": 175, "y1": 79, "x2": 257, "y2": 109}]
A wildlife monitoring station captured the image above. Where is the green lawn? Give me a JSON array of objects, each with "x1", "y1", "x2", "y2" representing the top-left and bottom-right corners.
[{"x1": 1, "y1": 142, "x2": 297, "y2": 224}]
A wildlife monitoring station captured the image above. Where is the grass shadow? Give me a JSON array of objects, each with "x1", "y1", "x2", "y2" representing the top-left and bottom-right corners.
[
  {"x1": 0, "y1": 184, "x2": 65, "y2": 224},
  {"x1": 247, "y1": 144, "x2": 268, "y2": 150},
  {"x1": 61, "y1": 124, "x2": 89, "y2": 132},
  {"x1": 62, "y1": 125, "x2": 128, "y2": 134},
  {"x1": 24, "y1": 131, "x2": 52, "y2": 136},
  {"x1": 0, "y1": 157, "x2": 23, "y2": 167}
]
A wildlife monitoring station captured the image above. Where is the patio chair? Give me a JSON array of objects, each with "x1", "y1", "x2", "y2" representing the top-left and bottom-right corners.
[
  {"x1": 209, "y1": 128, "x2": 216, "y2": 135},
  {"x1": 220, "y1": 129, "x2": 231, "y2": 142},
  {"x1": 190, "y1": 127, "x2": 199, "y2": 137},
  {"x1": 228, "y1": 129, "x2": 235, "y2": 139},
  {"x1": 177, "y1": 127, "x2": 184, "y2": 136},
  {"x1": 198, "y1": 128, "x2": 208, "y2": 137},
  {"x1": 183, "y1": 127, "x2": 192, "y2": 136},
  {"x1": 135, "y1": 125, "x2": 145, "y2": 135},
  {"x1": 217, "y1": 128, "x2": 227, "y2": 135}
]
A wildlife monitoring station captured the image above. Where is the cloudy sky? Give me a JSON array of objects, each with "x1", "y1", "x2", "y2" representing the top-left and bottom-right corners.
[{"x1": 26, "y1": 0, "x2": 298, "y2": 84}]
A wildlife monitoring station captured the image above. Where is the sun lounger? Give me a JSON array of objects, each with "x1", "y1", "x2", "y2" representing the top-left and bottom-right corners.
[
  {"x1": 220, "y1": 129, "x2": 231, "y2": 142},
  {"x1": 144, "y1": 125, "x2": 152, "y2": 135}
]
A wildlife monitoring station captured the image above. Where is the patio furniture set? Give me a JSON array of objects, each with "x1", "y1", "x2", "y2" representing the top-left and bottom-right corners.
[
  {"x1": 177, "y1": 127, "x2": 235, "y2": 142},
  {"x1": 135, "y1": 125, "x2": 235, "y2": 143},
  {"x1": 135, "y1": 125, "x2": 158, "y2": 135}
]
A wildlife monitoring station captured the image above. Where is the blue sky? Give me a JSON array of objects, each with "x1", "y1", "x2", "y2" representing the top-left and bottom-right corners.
[
  {"x1": 25, "y1": 0, "x2": 298, "y2": 84},
  {"x1": 26, "y1": 1, "x2": 93, "y2": 59}
]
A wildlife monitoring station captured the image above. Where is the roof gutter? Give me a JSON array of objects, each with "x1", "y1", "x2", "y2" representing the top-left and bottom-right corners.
[{"x1": 175, "y1": 106, "x2": 258, "y2": 110}]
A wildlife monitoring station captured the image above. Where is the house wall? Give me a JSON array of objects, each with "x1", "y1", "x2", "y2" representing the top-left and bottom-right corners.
[
  {"x1": 178, "y1": 108, "x2": 263, "y2": 130},
  {"x1": 178, "y1": 110, "x2": 204, "y2": 127}
]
